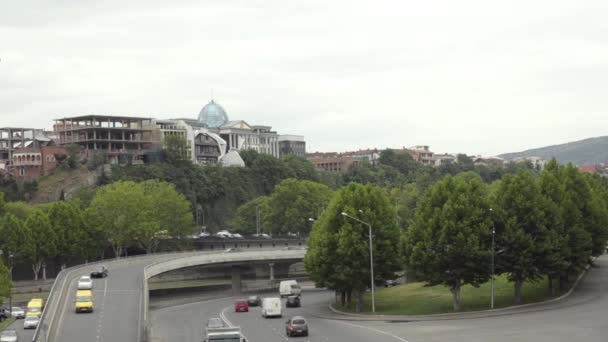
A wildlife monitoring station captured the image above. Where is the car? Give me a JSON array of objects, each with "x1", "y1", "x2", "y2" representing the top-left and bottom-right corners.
[
  {"x1": 285, "y1": 316, "x2": 308, "y2": 337},
  {"x1": 223, "y1": 248, "x2": 241, "y2": 253},
  {"x1": 0, "y1": 329, "x2": 18, "y2": 342},
  {"x1": 23, "y1": 316, "x2": 40, "y2": 329},
  {"x1": 75, "y1": 290, "x2": 94, "y2": 313},
  {"x1": 234, "y1": 299, "x2": 249, "y2": 312},
  {"x1": 286, "y1": 296, "x2": 301, "y2": 308},
  {"x1": 231, "y1": 233, "x2": 244, "y2": 239},
  {"x1": 11, "y1": 307, "x2": 25, "y2": 319},
  {"x1": 25, "y1": 299, "x2": 43, "y2": 318},
  {"x1": 206, "y1": 317, "x2": 224, "y2": 329},
  {"x1": 247, "y1": 295, "x2": 262, "y2": 307},
  {"x1": 252, "y1": 233, "x2": 271, "y2": 239},
  {"x1": 77, "y1": 275, "x2": 93, "y2": 290},
  {"x1": 199, "y1": 231, "x2": 211, "y2": 238},
  {"x1": 90, "y1": 266, "x2": 108, "y2": 278},
  {"x1": 215, "y1": 230, "x2": 232, "y2": 238}
]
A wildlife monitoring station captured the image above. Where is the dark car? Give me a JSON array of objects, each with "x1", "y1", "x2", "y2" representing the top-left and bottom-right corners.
[
  {"x1": 285, "y1": 316, "x2": 308, "y2": 337},
  {"x1": 285, "y1": 296, "x2": 301, "y2": 308},
  {"x1": 247, "y1": 295, "x2": 262, "y2": 307},
  {"x1": 234, "y1": 299, "x2": 249, "y2": 312},
  {"x1": 90, "y1": 266, "x2": 108, "y2": 278}
]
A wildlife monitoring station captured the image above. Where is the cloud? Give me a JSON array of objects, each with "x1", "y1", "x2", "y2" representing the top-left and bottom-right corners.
[{"x1": 1, "y1": 0, "x2": 608, "y2": 156}]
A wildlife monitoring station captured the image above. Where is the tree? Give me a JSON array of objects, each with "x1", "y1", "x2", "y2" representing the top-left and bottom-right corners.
[
  {"x1": 282, "y1": 154, "x2": 318, "y2": 182},
  {"x1": 87, "y1": 181, "x2": 145, "y2": 258},
  {"x1": 264, "y1": 179, "x2": 333, "y2": 236},
  {"x1": 0, "y1": 214, "x2": 28, "y2": 272},
  {"x1": 46, "y1": 201, "x2": 88, "y2": 269},
  {"x1": 305, "y1": 182, "x2": 402, "y2": 312},
  {"x1": 378, "y1": 149, "x2": 419, "y2": 179},
  {"x1": 22, "y1": 209, "x2": 57, "y2": 280},
  {"x1": 162, "y1": 135, "x2": 191, "y2": 164},
  {"x1": 3, "y1": 201, "x2": 34, "y2": 220},
  {"x1": 389, "y1": 183, "x2": 420, "y2": 232},
  {"x1": 0, "y1": 261, "x2": 10, "y2": 306},
  {"x1": 65, "y1": 144, "x2": 80, "y2": 169},
  {"x1": 491, "y1": 171, "x2": 555, "y2": 304},
  {"x1": 230, "y1": 196, "x2": 271, "y2": 234},
  {"x1": 405, "y1": 172, "x2": 491, "y2": 311}
]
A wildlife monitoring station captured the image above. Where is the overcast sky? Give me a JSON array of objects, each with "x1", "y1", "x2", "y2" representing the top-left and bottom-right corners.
[{"x1": 1, "y1": 1, "x2": 607, "y2": 156}]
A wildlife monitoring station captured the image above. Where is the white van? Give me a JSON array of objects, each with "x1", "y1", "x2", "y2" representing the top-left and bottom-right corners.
[
  {"x1": 279, "y1": 280, "x2": 301, "y2": 297},
  {"x1": 261, "y1": 297, "x2": 282, "y2": 318}
]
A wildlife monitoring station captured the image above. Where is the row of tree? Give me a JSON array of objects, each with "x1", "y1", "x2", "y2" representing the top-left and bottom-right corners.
[
  {"x1": 305, "y1": 160, "x2": 608, "y2": 312},
  {"x1": 0, "y1": 180, "x2": 193, "y2": 280}
]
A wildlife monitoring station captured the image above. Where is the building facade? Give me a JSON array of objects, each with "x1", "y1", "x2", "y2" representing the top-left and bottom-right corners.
[
  {"x1": 278, "y1": 135, "x2": 306, "y2": 158},
  {"x1": 11, "y1": 146, "x2": 66, "y2": 182},
  {"x1": 54, "y1": 115, "x2": 154, "y2": 164}
]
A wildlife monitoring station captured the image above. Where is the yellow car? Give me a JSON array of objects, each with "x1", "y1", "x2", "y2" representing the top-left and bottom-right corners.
[
  {"x1": 26, "y1": 298, "x2": 44, "y2": 317},
  {"x1": 75, "y1": 290, "x2": 94, "y2": 313}
]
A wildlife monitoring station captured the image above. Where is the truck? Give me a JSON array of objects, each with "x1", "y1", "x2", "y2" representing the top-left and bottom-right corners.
[
  {"x1": 279, "y1": 280, "x2": 302, "y2": 297},
  {"x1": 261, "y1": 297, "x2": 282, "y2": 318},
  {"x1": 204, "y1": 326, "x2": 246, "y2": 342}
]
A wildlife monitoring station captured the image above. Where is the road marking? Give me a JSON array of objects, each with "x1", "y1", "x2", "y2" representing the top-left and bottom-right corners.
[
  {"x1": 333, "y1": 320, "x2": 410, "y2": 342},
  {"x1": 220, "y1": 305, "x2": 251, "y2": 342},
  {"x1": 103, "y1": 279, "x2": 107, "y2": 297}
]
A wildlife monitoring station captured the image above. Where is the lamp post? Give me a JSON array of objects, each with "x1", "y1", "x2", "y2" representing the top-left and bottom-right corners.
[
  {"x1": 341, "y1": 211, "x2": 375, "y2": 313},
  {"x1": 8, "y1": 253, "x2": 14, "y2": 314},
  {"x1": 489, "y1": 208, "x2": 495, "y2": 309}
]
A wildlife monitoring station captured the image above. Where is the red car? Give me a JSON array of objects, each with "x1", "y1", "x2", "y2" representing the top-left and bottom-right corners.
[{"x1": 234, "y1": 300, "x2": 249, "y2": 312}]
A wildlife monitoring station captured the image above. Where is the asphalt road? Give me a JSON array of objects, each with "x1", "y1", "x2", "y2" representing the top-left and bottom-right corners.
[
  {"x1": 5, "y1": 316, "x2": 35, "y2": 341},
  {"x1": 150, "y1": 289, "x2": 406, "y2": 342},
  {"x1": 151, "y1": 255, "x2": 608, "y2": 342}
]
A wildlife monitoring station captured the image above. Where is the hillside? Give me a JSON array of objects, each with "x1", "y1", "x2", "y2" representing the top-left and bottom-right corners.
[
  {"x1": 29, "y1": 165, "x2": 102, "y2": 204},
  {"x1": 499, "y1": 136, "x2": 608, "y2": 166}
]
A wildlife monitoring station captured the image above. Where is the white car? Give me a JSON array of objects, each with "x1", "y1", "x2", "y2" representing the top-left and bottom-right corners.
[
  {"x1": 10, "y1": 307, "x2": 25, "y2": 319},
  {"x1": 253, "y1": 233, "x2": 271, "y2": 239},
  {"x1": 199, "y1": 231, "x2": 211, "y2": 237},
  {"x1": 0, "y1": 329, "x2": 18, "y2": 342},
  {"x1": 231, "y1": 233, "x2": 244, "y2": 239},
  {"x1": 77, "y1": 275, "x2": 93, "y2": 290},
  {"x1": 23, "y1": 316, "x2": 40, "y2": 329},
  {"x1": 215, "y1": 230, "x2": 232, "y2": 238}
]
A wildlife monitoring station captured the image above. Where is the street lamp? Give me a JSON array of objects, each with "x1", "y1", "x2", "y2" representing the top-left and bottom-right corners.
[
  {"x1": 489, "y1": 208, "x2": 495, "y2": 309},
  {"x1": 341, "y1": 211, "x2": 376, "y2": 313}
]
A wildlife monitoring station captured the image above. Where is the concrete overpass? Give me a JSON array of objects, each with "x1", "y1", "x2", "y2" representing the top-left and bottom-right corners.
[{"x1": 32, "y1": 248, "x2": 306, "y2": 342}]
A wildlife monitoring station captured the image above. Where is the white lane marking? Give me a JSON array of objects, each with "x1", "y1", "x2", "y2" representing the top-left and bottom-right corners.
[
  {"x1": 220, "y1": 305, "x2": 251, "y2": 342},
  {"x1": 333, "y1": 320, "x2": 410, "y2": 342},
  {"x1": 103, "y1": 279, "x2": 107, "y2": 297}
]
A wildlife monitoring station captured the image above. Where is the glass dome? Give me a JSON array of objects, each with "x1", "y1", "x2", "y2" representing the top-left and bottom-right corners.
[{"x1": 198, "y1": 100, "x2": 229, "y2": 128}]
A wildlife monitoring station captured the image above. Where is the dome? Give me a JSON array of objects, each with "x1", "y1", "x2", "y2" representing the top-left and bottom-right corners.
[{"x1": 198, "y1": 100, "x2": 229, "y2": 128}]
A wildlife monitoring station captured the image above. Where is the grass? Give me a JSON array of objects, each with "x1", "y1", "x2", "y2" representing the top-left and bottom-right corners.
[
  {"x1": 9, "y1": 291, "x2": 50, "y2": 304},
  {"x1": 341, "y1": 274, "x2": 571, "y2": 315},
  {"x1": 0, "y1": 318, "x2": 15, "y2": 331}
]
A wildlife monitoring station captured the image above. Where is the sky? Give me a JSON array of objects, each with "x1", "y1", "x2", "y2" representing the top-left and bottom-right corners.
[{"x1": 1, "y1": 0, "x2": 608, "y2": 156}]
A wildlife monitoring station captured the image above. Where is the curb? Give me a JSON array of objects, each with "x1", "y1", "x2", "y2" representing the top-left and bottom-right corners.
[{"x1": 324, "y1": 261, "x2": 593, "y2": 322}]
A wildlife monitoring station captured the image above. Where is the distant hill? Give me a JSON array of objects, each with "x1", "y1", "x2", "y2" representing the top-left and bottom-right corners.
[{"x1": 499, "y1": 136, "x2": 608, "y2": 166}]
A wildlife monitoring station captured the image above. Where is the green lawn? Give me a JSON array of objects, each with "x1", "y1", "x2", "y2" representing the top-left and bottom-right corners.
[
  {"x1": 341, "y1": 274, "x2": 570, "y2": 315},
  {"x1": 0, "y1": 318, "x2": 15, "y2": 331}
]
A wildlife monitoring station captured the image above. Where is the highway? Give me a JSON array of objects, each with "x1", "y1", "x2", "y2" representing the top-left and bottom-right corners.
[
  {"x1": 149, "y1": 255, "x2": 608, "y2": 342},
  {"x1": 30, "y1": 249, "x2": 305, "y2": 342},
  {"x1": 150, "y1": 289, "x2": 406, "y2": 342}
]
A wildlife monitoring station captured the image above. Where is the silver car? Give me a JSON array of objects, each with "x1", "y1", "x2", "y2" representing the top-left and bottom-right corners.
[
  {"x1": 77, "y1": 275, "x2": 93, "y2": 290},
  {"x1": 23, "y1": 316, "x2": 40, "y2": 329},
  {"x1": 11, "y1": 307, "x2": 25, "y2": 319},
  {"x1": 0, "y1": 329, "x2": 18, "y2": 342}
]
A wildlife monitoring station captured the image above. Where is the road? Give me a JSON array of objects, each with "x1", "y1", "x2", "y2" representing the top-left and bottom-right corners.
[
  {"x1": 151, "y1": 255, "x2": 608, "y2": 342},
  {"x1": 151, "y1": 289, "x2": 406, "y2": 342}
]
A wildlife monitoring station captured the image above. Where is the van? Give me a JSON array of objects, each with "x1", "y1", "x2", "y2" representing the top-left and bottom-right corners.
[
  {"x1": 261, "y1": 297, "x2": 282, "y2": 318},
  {"x1": 75, "y1": 290, "x2": 94, "y2": 313},
  {"x1": 279, "y1": 280, "x2": 301, "y2": 297},
  {"x1": 26, "y1": 298, "x2": 44, "y2": 317}
]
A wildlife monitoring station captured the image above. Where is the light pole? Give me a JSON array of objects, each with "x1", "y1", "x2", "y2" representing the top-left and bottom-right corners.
[
  {"x1": 8, "y1": 253, "x2": 14, "y2": 313},
  {"x1": 341, "y1": 211, "x2": 375, "y2": 313},
  {"x1": 489, "y1": 208, "x2": 495, "y2": 309}
]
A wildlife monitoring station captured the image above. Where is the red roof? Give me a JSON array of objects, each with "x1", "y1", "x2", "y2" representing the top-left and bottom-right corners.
[{"x1": 579, "y1": 165, "x2": 598, "y2": 173}]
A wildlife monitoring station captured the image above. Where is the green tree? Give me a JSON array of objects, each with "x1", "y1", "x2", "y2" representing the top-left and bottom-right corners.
[
  {"x1": 0, "y1": 261, "x2": 10, "y2": 306},
  {"x1": 65, "y1": 144, "x2": 81, "y2": 169},
  {"x1": 162, "y1": 135, "x2": 191, "y2": 164},
  {"x1": 491, "y1": 171, "x2": 554, "y2": 304},
  {"x1": 378, "y1": 149, "x2": 419, "y2": 179},
  {"x1": 389, "y1": 183, "x2": 420, "y2": 232},
  {"x1": 240, "y1": 150, "x2": 294, "y2": 194},
  {"x1": 22, "y1": 209, "x2": 57, "y2": 280},
  {"x1": 282, "y1": 154, "x2": 318, "y2": 181},
  {"x1": 0, "y1": 214, "x2": 28, "y2": 272},
  {"x1": 87, "y1": 181, "x2": 145, "y2": 257},
  {"x1": 305, "y1": 183, "x2": 402, "y2": 312},
  {"x1": 3, "y1": 201, "x2": 34, "y2": 220},
  {"x1": 47, "y1": 201, "x2": 89, "y2": 269},
  {"x1": 265, "y1": 179, "x2": 333, "y2": 236},
  {"x1": 405, "y1": 172, "x2": 491, "y2": 311},
  {"x1": 230, "y1": 196, "x2": 271, "y2": 235}
]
